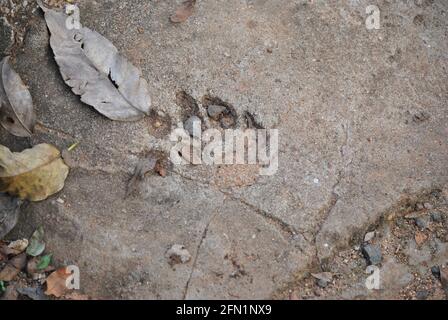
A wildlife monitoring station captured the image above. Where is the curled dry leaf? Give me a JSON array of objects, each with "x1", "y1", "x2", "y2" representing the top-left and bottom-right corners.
[
  {"x1": 0, "y1": 144, "x2": 69, "y2": 202},
  {"x1": 0, "y1": 241, "x2": 22, "y2": 258},
  {"x1": 0, "y1": 253, "x2": 26, "y2": 281},
  {"x1": 7, "y1": 239, "x2": 28, "y2": 253},
  {"x1": 36, "y1": 254, "x2": 52, "y2": 270},
  {"x1": 38, "y1": 1, "x2": 151, "y2": 121},
  {"x1": 26, "y1": 227, "x2": 45, "y2": 257},
  {"x1": 0, "y1": 57, "x2": 36, "y2": 137},
  {"x1": 170, "y1": 0, "x2": 196, "y2": 23},
  {"x1": 0, "y1": 193, "x2": 22, "y2": 240},
  {"x1": 27, "y1": 256, "x2": 54, "y2": 276},
  {"x1": 45, "y1": 267, "x2": 71, "y2": 297}
]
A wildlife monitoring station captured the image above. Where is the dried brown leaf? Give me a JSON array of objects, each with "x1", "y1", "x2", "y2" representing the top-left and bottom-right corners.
[
  {"x1": 38, "y1": 1, "x2": 151, "y2": 121},
  {"x1": 415, "y1": 230, "x2": 428, "y2": 246},
  {"x1": 0, "y1": 57, "x2": 36, "y2": 137},
  {"x1": 0, "y1": 253, "x2": 26, "y2": 281},
  {"x1": 45, "y1": 267, "x2": 71, "y2": 297},
  {"x1": 170, "y1": 0, "x2": 196, "y2": 23}
]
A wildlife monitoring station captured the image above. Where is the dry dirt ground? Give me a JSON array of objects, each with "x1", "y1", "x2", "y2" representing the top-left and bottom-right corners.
[{"x1": 1, "y1": 0, "x2": 447, "y2": 299}]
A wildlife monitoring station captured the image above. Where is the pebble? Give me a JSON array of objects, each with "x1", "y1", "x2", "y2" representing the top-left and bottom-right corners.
[
  {"x1": 430, "y1": 211, "x2": 442, "y2": 223},
  {"x1": 415, "y1": 290, "x2": 429, "y2": 300},
  {"x1": 431, "y1": 266, "x2": 440, "y2": 279},
  {"x1": 207, "y1": 105, "x2": 227, "y2": 121},
  {"x1": 414, "y1": 216, "x2": 429, "y2": 230},
  {"x1": 316, "y1": 279, "x2": 328, "y2": 288},
  {"x1": 423, "y1": 202, "x2": 433, "y2": 210},
  {"x1": 361, "y1": 244, "x2": 382, "y2": 265},
  {"x1": 166, "y1": 244, "x2": 191, "y2": 266},
  {"x1": 183, "y1": 116, "x2": 201, "y2": 137},
  {"x1": 364, "y1": 231, "x2": 375, "y2": 243}
]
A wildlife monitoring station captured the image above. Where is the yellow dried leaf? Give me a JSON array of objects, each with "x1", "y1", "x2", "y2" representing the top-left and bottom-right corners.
[{"x1": 0, "y1": 144, "x2": 69, "y2": 201}]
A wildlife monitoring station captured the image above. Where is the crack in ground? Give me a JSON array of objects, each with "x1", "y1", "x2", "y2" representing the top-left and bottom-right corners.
[
  {"x1": 220, "y1": 190, "x2": 306, "y2": 246},
  {"x1": 35, "y1": 121, "x2": 77, "y2": 140},
  {"x1": 170, "y1": 169, "x2": 307, "y2": 250},
  {"x1": 182, "y1": 210, "x2": 220, "y2": 300},
  {"x1": 312, "y1": 123, "x2": 352, "y2": 260}
]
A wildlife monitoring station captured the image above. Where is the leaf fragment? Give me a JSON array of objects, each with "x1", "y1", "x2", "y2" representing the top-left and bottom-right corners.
[
  {"x1": 415, "y1": 230, "x2": 428, "y2": 246},
  {"x1": 37, "y1": 254, "x2": 52, "y2": 270},
  {"x1": 0, "y1": 57, "x2": 36, "y2": 137},
  {"x1": 0, "y1": 253, "x2": 26, "y2": 281},
  {"x1": 27, "y1": 256, "x2": 55, "y2": 276},
  {"x1": 0, "y1": 144, "x2": 69, "y2": 202},
  {"x1": 170, "y1": 0, "x2": 196, "y2": 23},
  {"x1": 7, "y1": 238, "x2": 28, "y2": 253},
  {"x1": 45, "y1": 267, "x2": 71, "y2": 297},
  {"x1": 37, "y1": 1, "x2": 151, "y2": 121},
  {"x1": 26, "y1": 227, "x2": 45, "y2": 257}
]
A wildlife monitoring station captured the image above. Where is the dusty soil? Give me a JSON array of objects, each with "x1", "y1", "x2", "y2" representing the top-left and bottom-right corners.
[{"x1": 1, "y1": 0, "x2": 447, "y2": 299}]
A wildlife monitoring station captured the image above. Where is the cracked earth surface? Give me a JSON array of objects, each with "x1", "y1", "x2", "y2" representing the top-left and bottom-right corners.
[{"x1": 1, "y1": 0, "x2": 447, "y2": 299}]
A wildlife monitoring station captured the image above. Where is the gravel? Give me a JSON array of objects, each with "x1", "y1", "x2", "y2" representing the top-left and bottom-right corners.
[
  {"x1": 430, "y1": 211, "x2": 442, "y2": 223},
  {"x1": 361, "y1": 244, "x2": 382, "y2": 265},
  {"x1": 0, "y1": 17, "x2": 13, "y2": 56}
]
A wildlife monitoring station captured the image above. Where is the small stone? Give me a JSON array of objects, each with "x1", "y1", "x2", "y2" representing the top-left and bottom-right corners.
[
  {"x1": 423, "y1": 202, "x2": 433, "y2": 210},
  {"x1": 316, "y1": 279, "x2": 328, "y2": 288},
  {"x1": 56, "y1": 198, "x2": 65, "y2": 204},
  {"x1": 311, "y1": 272, "x2": 333, "y2": 283},
  {"x1": 32, "y1": 273, "x2": 46, "y2": 281},
  {"x1": 416, "y1": 203, "x2": 424, "y2": 210},
  {"x1": 183, "y1": 116, "x2": 201, "y2": 137},
  {"x1": 431, "y1": 266, "x2": 440, "y2": 279},
  {"x1": 207, "y1": 105, "x2": 227, "y2": 120},
  {"x1": 166, "y1": 244, "x2": 191, "y2": 266},
  {"x1": 414, "y1": 216, "x2": 429, "y2": 230},
  {"x1": 361, "y1": 244, "x2": 382, "y2": 265},
  {"x1": 364, "y1": 231, "x2": 375, "y2": 243},
  {"x1": 430, "y1": 211, "x2": 442, "y2": 223},
  {"x1": 415, "y1": 290, "x2": 429, "y2": 300}
]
